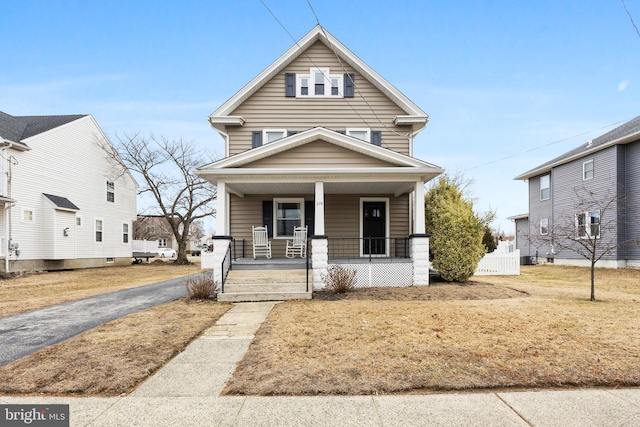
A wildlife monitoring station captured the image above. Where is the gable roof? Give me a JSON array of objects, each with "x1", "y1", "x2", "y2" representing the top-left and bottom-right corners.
[
  {"x1": 0, "y1": 111, "x2": 87, "y2": 149},
  {"x1": 43, "y1": 193, "x2": 80, "y2": 211},
  {"x1": 208, "y1": 25, "x2": 428, "y2": 130},
  {"x1": 515, "y1": 116, "x2": 640, "y2": 180}
]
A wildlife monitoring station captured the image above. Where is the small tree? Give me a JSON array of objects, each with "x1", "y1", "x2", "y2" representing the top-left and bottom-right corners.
[
  {"x1": 100, "y1": 133, "x2": 217, "y2": 264},
  {"x1": 529, "y1": 184, "x2": 640, "y2": 301},
  {"x1": 482, "y1": 226, "x2": 498, "y2": 253},
  {"x1": 425, "y1": 175, "x2": 487, "y2": 282}
]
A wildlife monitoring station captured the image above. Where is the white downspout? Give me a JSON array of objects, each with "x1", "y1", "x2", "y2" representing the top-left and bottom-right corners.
[{"x1": 2, "y1": 143, "x2": 12, "y2": 273}]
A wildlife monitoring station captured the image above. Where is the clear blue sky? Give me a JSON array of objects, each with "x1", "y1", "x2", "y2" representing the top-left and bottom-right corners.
[{"x1": 2, "y1": 0, "x2": 639, "y2": 234}]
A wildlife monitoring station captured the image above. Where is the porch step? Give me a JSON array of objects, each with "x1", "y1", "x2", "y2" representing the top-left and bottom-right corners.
[{"x1": 218, "y1": 270, "x2": 312, "y2": 302}]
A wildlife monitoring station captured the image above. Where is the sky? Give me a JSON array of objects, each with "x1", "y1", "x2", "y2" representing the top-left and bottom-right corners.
[{"x1": 2, "y1": 0, "x2": 639, "y2": 235}]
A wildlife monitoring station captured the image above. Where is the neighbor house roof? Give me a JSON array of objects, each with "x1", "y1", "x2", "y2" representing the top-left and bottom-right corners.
[
  {"x1": 0, "y1": 111, "x2": 87, "y2": 150},
  {"x1": 208, "y1": 25, "x2": 429, "y2": 132},
  {"x1": 515, "y1": 116, "x2": 640, "y2": 180},
  {"x1": 43, "y1": 193, "x2": 80, "y2": 211}
]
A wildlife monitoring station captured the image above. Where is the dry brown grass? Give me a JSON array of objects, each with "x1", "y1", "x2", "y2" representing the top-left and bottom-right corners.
[
  {"x1": 0, "y1": 299, "x2": 230, "y2": 396},
  {"x1": 0, "y1": 263, "x2": 202, "y2": 317},
  {"x1": 224, "y1": 265, "x2": 640, "y2": 395}
]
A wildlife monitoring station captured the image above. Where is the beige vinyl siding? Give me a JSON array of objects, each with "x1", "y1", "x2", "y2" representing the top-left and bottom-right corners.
[
  {"x1": 244, "y1": 140, "x2": 397, "y2": 168},
  {"x1": 228, "y1": 41, "x2": 412, "y2": 156},
  {"x1": 230, "y1": 193, "x2": 409, "y2": 258}
]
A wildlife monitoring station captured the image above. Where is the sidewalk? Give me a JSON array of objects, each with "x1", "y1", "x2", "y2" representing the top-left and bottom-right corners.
[{"x1": 1, "y1": 302, "x2": 639, "y2": 426}]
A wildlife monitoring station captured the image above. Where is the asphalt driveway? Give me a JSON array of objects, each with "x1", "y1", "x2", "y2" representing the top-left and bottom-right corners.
[{"x1": 0, "y1": 274, "x2": 200, "y2": 367}]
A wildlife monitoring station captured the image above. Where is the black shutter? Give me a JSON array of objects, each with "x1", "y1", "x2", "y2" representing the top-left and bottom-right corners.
[
  {"x1": 336, "y1": 130, "x2": 346, "y2": 135},
  {"x1": 305, "y1": 200, "x2": 315, "y2": 236},
  {"x1": 262, "y1": 201, "x2": 273, "y2": 237},
  {"x1": 252, "y1": 131, "x2": 262, "y2": 148},
  {"x1": 287, "y1": 130, "x2": 298, "y2": 137},
  {"x1": 344, "y1": 73, "x2": 355, "y2": 98},
  {"x1": 371, "y1": 130, "x2": 382, "y2": 146},
  {"x1": 285, "y1": 73, "x2": 296, "y2": 97}
]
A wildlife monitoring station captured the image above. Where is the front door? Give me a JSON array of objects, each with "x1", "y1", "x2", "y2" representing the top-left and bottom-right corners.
[{"x1": 362, "y1": 201, "x2": 386, "y2": 255}]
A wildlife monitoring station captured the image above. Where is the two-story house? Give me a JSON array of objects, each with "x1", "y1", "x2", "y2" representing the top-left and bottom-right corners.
[
  {"x1": 196, "y1": 26, "x2": 443, "y2": 290},
  {"x1": 0, "y1": 111, "x2": 138, "y2": 273},
  {"x1": 513, "y1": 116, "x2": 640, "y2": 267}
]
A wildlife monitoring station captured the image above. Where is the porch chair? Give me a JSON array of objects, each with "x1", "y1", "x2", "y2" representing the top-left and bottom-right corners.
[
  {"x1": 286, "y1": 225, "x2": 308, "y2": 258},
  {"x1": 252, "y1": 225, "x2": 272, "y2": 259}
]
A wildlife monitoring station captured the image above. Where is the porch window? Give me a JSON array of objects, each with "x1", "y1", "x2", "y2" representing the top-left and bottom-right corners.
[{"x1": 274, "y1": 198, "x2": 303, "y2": 238}]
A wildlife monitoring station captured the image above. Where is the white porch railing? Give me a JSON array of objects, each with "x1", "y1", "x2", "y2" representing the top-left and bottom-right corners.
[
  {"x1": 475, "y1": 241, "x2": 520, "y2": 276},
  {"x1": 132, "y1": 240, "x2": 159, "y2": 253}
]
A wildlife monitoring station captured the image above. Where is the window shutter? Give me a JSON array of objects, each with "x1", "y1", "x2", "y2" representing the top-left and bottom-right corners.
[
  {"x1": 285, "y1": 73, "x2": 296, "y2": 97},
  {"x1": 336, "y1": 130, "x2": 346, "y2": 135},
  {"x1": 287, "y1": 130, "x2": 298, "y2": 137},
  {"x1": 262, "y1": 201, "x2": 273, "y2": 237},
  {"x1": 344, "y1": 73, "x2": 355, "y2": 98},
  {"x1": 305, "y1": 200, "x2": 315, "y2": 236},
  {"x1": 252, "y1": 131, "x2": 262, "y2": 148},
  {"x1": 371, "y1": 131, "x2": 382, "y2": 146}
]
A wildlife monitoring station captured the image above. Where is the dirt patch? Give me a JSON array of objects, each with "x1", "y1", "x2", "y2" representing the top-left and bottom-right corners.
[
  {"x1": 313, "y1": 281, "x2": 527, "y2": 301},
  {"x1": 0, "y1": 299, "x2": 230, "y2": 396}
]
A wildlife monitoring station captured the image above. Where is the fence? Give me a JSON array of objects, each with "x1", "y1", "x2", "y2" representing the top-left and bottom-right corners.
[
  {"x1": 475, "y1": 241, "x2": 520, "y2": 276},
  {"x1": 132, "y1": 240, "x2": 159, "y2": 253}
]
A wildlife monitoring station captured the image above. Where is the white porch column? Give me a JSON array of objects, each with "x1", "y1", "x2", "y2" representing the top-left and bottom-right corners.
[
  {"x1": 216, "y1": 181, "x2": 228, "y2": 236},
  {"x1": 414, "y1": 181, "x2": 425, "y2": 234},
  {"x1": 411, "y1": 235, "x2": 430, "y2": 286},
  {"x1": 211, "y1": 181, "x2": 230, "y2": 284},
  {"x1": 314, "y1": 181, "x2": 325, "y2": 235}
]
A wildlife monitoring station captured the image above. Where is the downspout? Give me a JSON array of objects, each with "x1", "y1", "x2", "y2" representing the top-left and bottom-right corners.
[
  {"x1": 208, "y1": 118, "x2": 230, "y2": 158},
  {"x1": 2, "y1": 142, "x2": 12, "y2": 273}
]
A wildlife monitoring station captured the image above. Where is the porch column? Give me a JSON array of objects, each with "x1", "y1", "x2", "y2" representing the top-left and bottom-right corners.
[
  {"x1": 414, "y1": 181, "x2": 425, "y2": 234},
  {"x1": 411, "y1": 234, "x2": 430, "y2": 286},
  {"x1": 314, "y1": 182, "x2": 325, "y2": 235},
  {"x1": 211, "y1": 181, "x2": 230, "y2": 285},
  {"x1": 216, "y1": 181, "x2": 228, "y2": 236}
]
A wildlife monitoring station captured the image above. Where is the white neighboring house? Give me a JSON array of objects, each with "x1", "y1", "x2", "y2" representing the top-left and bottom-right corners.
[{"x1": 0, "y1": 111, "x2": 138, "y2": 273}]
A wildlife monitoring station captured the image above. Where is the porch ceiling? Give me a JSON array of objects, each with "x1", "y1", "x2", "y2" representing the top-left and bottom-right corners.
[{"x1": 226, "y1": 181, "x2": 417, "y2": 196}]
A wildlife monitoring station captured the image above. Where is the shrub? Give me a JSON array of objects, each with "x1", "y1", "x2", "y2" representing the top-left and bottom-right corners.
[
  {"x1": 322, "y1": 265, "x2": 357, "y2": 293},
  {"x1": 185, "y1": 275, "x2": 218, "y2": 300}
]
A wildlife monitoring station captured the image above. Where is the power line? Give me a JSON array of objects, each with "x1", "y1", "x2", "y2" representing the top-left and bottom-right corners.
[{"x1": 621, "y1": 0, "x2": 640, "y2": 39}]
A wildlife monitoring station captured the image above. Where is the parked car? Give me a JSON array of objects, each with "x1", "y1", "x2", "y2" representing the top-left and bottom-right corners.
[{"x1": 156, "y1": 248, "x2": 176, "y2": 258}]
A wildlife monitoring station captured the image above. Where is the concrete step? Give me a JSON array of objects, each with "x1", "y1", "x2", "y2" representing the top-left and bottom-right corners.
[
  {"x1": 219, "y1": 269, "x2": 312, "y2": 302},
  {"x1": 217, "y1": 291, "x2": 312, "y2": 302}
]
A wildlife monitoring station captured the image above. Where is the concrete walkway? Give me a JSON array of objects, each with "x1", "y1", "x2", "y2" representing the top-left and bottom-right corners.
[{"x1": 1, "y1": 302, "x2": 640, "y2": 426}]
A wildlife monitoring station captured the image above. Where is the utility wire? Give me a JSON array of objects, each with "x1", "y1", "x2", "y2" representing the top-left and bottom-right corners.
[{"x1": 621, "y1": 0, "x2": 640, "y2": 39}]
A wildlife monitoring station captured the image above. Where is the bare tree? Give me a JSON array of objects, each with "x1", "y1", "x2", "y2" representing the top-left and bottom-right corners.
[
  {"x1": 100, "y1": 133, "x2": 217, "y2": 264},
  {"x1": 529, "y1": 184, "x2": 640, "y2": 301},
  {"x1": 190, "y1": 219, "x2": 205, "y2": 240}
]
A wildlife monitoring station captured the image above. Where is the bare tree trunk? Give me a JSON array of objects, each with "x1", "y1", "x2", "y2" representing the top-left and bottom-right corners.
[{"x1": 590, "y1": 261, "x2": 596, "y2": 301}]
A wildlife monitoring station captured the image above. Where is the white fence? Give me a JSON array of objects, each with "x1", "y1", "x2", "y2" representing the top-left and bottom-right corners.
[
  {"x1": 132, "y1": 240, "x2": 159, "y2": 253},
  {"x1": 474, "y1": 241, "x2": 520, "y2": 276}
]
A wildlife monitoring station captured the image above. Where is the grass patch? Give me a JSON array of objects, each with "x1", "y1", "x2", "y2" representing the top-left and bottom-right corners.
[
  {"x1": 224, "y1": 265, "x2": 640, "y2": 395},
  {"x1": 0, "y1": 299, "x2": 230, "y2": 396},
  {"x1": 0, "y1": 263, "x2": 202, "y2": 317}
]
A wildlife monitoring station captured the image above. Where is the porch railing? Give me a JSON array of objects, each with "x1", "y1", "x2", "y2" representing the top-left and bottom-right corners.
[
  {"x1": 327, "y1": 237, "x2": 411, "y2": 262},
  {"x1": 220, "y1": 242, "x2": 232, "y2": 293}
]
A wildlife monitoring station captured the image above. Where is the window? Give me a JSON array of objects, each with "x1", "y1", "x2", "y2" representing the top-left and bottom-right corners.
[
  {"x1": 95, "y1": 219, "x2": 103, "y2": 243},
  {"x1": 262, "y1": 129, "x2": 287, "y2": 144},
  {"x1": 297, "y1": 68, "x2": 343, "y2": 98},
  {"x1": 540, "y1": 218, "x2": 549, "y2": 235},
  {"x1": 540, "y1": 174, "x2": 550, "y2": 200},
  {"x1": 346, "y1": 128, "x2": 371, "y2": 142},
  {"x1": 576, "y1": 211, "x2": 600, "y2": 239},
  {"x1": 583, "y1": 160, "x2": 594, "y2": 180},
  {"x1": 76, "y1": 217, "x2": 82, "y2": 227},
  {"x1": 158, "y1": 238, "x2": 167, "y2": 247},
  {"x1": 21, "y1": 208, "x2": 34, "y2": 223},
  {"x1": 122, "y1": 223, "x2": 129, "y2": 244},
  {"x1": 274, "y1": 198, "x2": 303, "y2": 238},
  {"x1": 106, "y1": 181, "x2": 115, "y2": 203}
]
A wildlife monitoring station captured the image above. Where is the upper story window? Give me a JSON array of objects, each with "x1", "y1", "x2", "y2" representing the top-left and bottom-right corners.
[
  {"x1": 540, "y1": 174, "x2": 550, "y2": 201},
  {"x1": 76, "y1": 217, "x2": 82, "y2": 227},
  {"x1": 106, "y1": 181, "x2": 115, "y2": 203},
  {"x1": 263, "y1": 129, "x2": 287, "y2": 144},
  {"x1": 158, "y1": 238, "x2": 167, "y2": 247},
  {"x1": 297, "y1": 68, "x2": 343, "y2": 98},
  {"x1": 583, "y1": 160, "x2": 594, "y2": 180},
  {"x1": 346, "y1": 128, "x2": 371, "y2": 142}
]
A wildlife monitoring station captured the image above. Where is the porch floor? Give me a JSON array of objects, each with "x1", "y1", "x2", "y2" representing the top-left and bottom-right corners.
[{"x1": 231, "y1": 257, "x2": 307, "y2": 270}]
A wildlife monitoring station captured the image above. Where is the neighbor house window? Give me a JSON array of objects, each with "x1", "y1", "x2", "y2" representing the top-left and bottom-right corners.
[
  {"x1": 540, "y1": 174, "x2": 550, "y2": 200},
  {"x1": 76, "y1": 217, "x2": 82, "y2": 227},
  {"x1": 95, "y1": 219, "x2": 103, "y2": 242},
  {"x1": 158, "y1": 238, "x2": 167, "y2": 247},
  {"x1": 297, "y1": 68, "x2": 343, "y2": 97},
  {"x1": 583, "y1": 160, "x2": 594, "y2": 180},
  {"x1": 263, "y1": 129, "x2": 287, "y2": 144},
  {"x1": 346, "y1": 128, "x2": 371, "y2": 142},
  {"x1": 106, "y1": 181, "x2": 115, "y2": 203},
  {"x1": 21, "y1": 208, "x2": 34, "y2": 223},
  {"x1": 274, "y1": 198, "x2": 303, "y2": 238},
  {"x1": 122, "y1": 223, "x2": 129, "y2": 244},
  {"x1": 576, "y1": 211, "x2": 600, "y2": 239},
  {"x1": 540, "y1": 218, "x2": 549, "y2": 235}
]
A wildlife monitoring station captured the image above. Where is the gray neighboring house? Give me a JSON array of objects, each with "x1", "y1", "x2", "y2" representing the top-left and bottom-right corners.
[{"x1": 513, "y1": 116, "x2": 640, "y2": 268}]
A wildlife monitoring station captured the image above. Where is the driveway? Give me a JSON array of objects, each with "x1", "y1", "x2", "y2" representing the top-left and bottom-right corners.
[{"x1": 0, "y1": 274, "x2": 200, "y2": 367}]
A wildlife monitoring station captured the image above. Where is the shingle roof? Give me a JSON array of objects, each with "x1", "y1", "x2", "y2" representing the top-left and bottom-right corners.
[
  {"x1": 515, "y1": 116, "x2": 640, "y2": 180},
  {"x1": 43, "y1": 193, "x2": 80, "y2": 211},
  {"x1": 0, "y1": 111, "x2": 86, "y2": 142}
]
